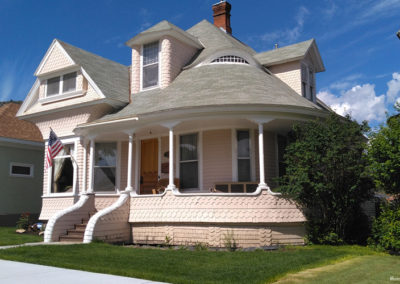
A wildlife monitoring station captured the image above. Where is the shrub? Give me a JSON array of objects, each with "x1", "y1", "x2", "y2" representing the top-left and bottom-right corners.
[
  {"x1": 223, "y1": 231, "x2": 237, "y2": 251},
  {"x1": 278, "y1": 114, "x2": 374, "y2": 244},
  {"x1": 369, "y1": 201, "x2": 400, "y2": 252},
  {"x1": 16, "y1": 212, "x2": 30, "y2": 230}
]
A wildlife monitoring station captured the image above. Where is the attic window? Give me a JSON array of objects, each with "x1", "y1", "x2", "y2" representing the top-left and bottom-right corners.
[
  {"x1": 211, "y1": 55, "x2": 249, "y2": 64},
  {"x1": 46, "y1": 72, "x2": 77, "y2": 97}
]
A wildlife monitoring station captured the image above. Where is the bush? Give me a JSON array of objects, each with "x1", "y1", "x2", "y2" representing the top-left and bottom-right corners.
[
  {"x1": 369, "y1": 201, "x2": 400, "y2": 252},
  {"x1": 278, "y1": 114, "x2": 374, "y2": 244},
  {"x1": 16, "y1": 213, "x2": 30, "y2": 230}
]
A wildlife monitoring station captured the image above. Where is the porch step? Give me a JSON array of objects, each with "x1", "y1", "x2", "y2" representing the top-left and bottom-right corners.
[{"x1": 59, "y1": 211, "x2": 96, "y2": 242}]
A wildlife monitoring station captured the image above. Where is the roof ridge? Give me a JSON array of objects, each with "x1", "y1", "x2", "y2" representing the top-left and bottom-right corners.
[{"x1": 57, "y1": 39, "x2": 128, "y2": 68}]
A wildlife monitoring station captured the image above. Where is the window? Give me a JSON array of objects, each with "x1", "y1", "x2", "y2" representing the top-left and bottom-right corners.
[
  {"x1": 52, "y1": 144, "x2": 74, "y2": 193},
  {"x1": 142, "y1": 42, "x2": 159, "y2": 89},
  {"x1": 180, "y1": 134, "x2": 198, "y2": 190},
  {"x1": 211, "y1": 55, "x2": 249, "y2": 64},
  {"x1": 94, "y1": 142, "x2": 117, "y2": 192},
  {"x1": 46, "y1": 72, "x2": 77, "y2": 97},
  {"x1": 237, "y1": 130, "x2": 251, "y2": 182},
  {"x1": 10, "y1": 163, "x2": 33, "y2": 177}
]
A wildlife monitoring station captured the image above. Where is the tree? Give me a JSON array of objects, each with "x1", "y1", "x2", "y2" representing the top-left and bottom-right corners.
[
  {"x1": 278, "y1": 113, "x2": 373, "y2": 244},
  {"x1": 368, "y1": 107, "x2": 400, "y2": 195}
]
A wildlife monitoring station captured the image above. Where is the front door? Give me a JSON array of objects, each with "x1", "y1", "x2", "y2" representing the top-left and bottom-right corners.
[{"x1": 140, "y1": 138, "x2": 158, "y2": 194}]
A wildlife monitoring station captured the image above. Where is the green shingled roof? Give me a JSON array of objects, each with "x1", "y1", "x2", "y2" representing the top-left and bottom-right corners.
[
  {"x1": 93, "y1": 63, "x2": 321, "y2": 123},
  {"x1": 254, "y1": 39, "x2": 315, "y2": 66},
  {"x1": 58, "y1": 40, "x2": 130, "y2": 103},
  {"x1": 184, "y1": 20, "x2": 256, "y2": 68}
]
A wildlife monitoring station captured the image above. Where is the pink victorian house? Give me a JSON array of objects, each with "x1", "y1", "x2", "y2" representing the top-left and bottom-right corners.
[{"x1": 17, "y1": 1, "x2": 328, "y2": 247}]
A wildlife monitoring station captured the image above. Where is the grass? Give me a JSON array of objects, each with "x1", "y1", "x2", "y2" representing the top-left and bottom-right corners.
[
  {"x1": 0, "y1": 227, "x2": 43, "y2": 246},
  {"x1": 0, "y1": 243, "x2": 384, "y2": 283},
  {"x1": 276, "y1": 254, "x2": 400, "y2": 283}
]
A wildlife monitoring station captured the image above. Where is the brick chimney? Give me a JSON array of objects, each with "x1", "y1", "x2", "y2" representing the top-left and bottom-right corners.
[{"x1": 212, "y1": 1, "x2": 232, "y2": 34}]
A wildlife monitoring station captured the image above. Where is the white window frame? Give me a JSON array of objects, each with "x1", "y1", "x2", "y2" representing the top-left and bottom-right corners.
[
  {"x1": 140, "y1": 41, "x2": 161, "y2": 91},
  {"x1": 92, "y1": 141, "x2": 120, "y2": 195},
  {"x1": 9, "y1": 162, "x2": 34, "y2": 178},
  {"x1": 46, "y1": 137, "x2": 78, "y2": 197},
  {"x1": 232, "y1": 128, "x2": 254, "y2": 182},
  {"x1": 45, "y1": 72, "x2": 77, "y2": 97},
  {"x1": 178, "y1": 132, "x2": 200, "y2": 192}
]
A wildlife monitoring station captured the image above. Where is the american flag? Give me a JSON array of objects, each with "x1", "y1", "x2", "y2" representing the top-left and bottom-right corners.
[{"x1": 45, "y1": 129, "x2": 63, "y2": 169}]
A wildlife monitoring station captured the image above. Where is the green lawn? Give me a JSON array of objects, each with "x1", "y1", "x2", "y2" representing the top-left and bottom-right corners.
[
  {"x1": 276, "y1": 254, "x2": 400, "y2": 283},
  {"x1": 0, "y1": 227, "x2": 43, "y2": 246},
  {"x1": 0, "y1": 243, "x2": 384, "y2": 283}
]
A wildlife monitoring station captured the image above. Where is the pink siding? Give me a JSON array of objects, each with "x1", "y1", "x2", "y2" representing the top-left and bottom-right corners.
[
  {"x1": 95, "y1": 196, "x2": 119, "y2": 211},
  {"x1": 269, "y1": 61, "x2": 302, "y2": 95},
  {"x1": 38, "y1": 44, "x2": 74, "y2": 75},
  {"x1": 130, "y1": 45, "x2": 141, "y2": 95},
  {"x1": 160, "y1": 36, "x2": 198, "y2": 89},
  {"x1": 202, "y1": 129, "x2": 232, "y2": 191},
  {"x1": 39, "y1": 197, "x2": 77, "y2": 220}
]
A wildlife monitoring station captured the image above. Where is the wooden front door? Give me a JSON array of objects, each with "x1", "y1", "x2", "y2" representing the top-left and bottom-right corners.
[{"x1": 140, "y1": 138, "x2": 158, "y2": 194}]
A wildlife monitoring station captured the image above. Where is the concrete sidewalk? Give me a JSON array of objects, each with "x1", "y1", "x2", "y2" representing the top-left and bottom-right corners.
[{"x1": 0, "y1": 259, "x2": 167, "y2": 284}]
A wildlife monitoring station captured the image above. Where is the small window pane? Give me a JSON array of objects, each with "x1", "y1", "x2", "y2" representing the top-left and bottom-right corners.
[
  {"x1": 143, "y1": 64, "x2": 159, "y2": 88},
  {"x1": 237, "y1": 131, "x2": 250, "y2": 157},
  {"x1": 47, "y1": 77, "x2": 60, "y2": 96},
  {"x1": 246, "y1": 184, "x2": 257, "y2": 193},
  {"x1": 180, "y1": 134, "x2": 198, "y2": 161},
  {"x1": 143, "y1": 42, "x2": 159, "y2": 65},
  {"x1": 238, "y1": 159, "x2": 250, "y2": 182},
  {"x1": 63, "y1": 72, "x2": 76, "y2": 93},
  {"x1": 94, "y1": 167, "x2": 116, "y2": 191},
  {"x1": 180, "y1": 161, "x2": 198, "y2": 189},
  {"x1": 11, "y1": 165, "x2": 31, "y2": 175},
  {"x1": 231, "y1": 184, "x2": 244, "y2": 193},
  {"x1": 95, "y1": 143, "x2": 117, "y2": 166}
]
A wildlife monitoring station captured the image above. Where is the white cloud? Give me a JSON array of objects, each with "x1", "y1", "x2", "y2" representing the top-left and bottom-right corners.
[
  {"x1": 318, "y1": 84, "x2": 386, "y2": 123},
  {"x1": 318, "y1": 72, "x2": 400, "y2": 124},
  {"x1": 386, "y1": 72, "x2": 400, "y2": 103}
]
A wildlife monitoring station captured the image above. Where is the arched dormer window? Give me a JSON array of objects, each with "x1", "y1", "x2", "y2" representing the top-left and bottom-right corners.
[{"x1": 211, "y1": 55, "x2": 249, "y2": 64}]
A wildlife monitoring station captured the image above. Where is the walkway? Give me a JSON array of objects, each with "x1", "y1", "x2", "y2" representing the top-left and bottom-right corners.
[{"x1": 0, "y1": 259, "x2": 167, "y2": 284}]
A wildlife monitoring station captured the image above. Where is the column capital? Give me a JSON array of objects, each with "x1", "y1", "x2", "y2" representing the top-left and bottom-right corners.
[
  {"x1": 160, "y1": 121, "x2": 181, "y2": 130},
  {"x1": 248, "y1": 117, "x2": 274, "y2": 125}
]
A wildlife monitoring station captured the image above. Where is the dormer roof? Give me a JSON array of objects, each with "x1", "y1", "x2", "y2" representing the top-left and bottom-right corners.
[
  {"x1": 125, "y1": 20, "x2": 203, "y2": 49},
  {"x1": 184, "y1": 20, "x2": 256, "y2": 68},
  {"x1": 254, "y1": 39, "x2": 325, "y2": 72}
]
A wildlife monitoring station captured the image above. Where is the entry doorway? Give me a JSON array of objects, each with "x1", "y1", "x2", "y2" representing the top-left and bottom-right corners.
[{"x1": 140, "y1": 138, "x2": 158, "y2": 194}]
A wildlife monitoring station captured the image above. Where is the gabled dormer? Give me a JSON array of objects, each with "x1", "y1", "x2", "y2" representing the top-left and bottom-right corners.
[
  {"x1": 126, "y1": 20, "x2": 203, "y2": 95},
  {"x1": 17, "y1": 39, "x2": 129, "y2": 119},
  {"x1": 254, "y1": 39, "x2": 325, "y2": 103}
]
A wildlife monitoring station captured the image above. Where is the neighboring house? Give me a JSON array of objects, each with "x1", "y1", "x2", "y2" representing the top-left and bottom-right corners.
[
  {"x1": 0, "y1": 102, "x2": 43, "y2": 226},
  {"x1": 17, "y1": 1, "x2": 330, "y2": 247}
]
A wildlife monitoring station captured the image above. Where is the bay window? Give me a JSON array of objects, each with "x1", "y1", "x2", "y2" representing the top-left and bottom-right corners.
[
  {"x1": 179, "y1": 133, "x2": 198, "y2": 190},
  {"x1": 94, "y1": 142, "x2": 117, "y2": 192},
  {"x1": 142, "y1": 41, "x2": 159, "y2": 89}
]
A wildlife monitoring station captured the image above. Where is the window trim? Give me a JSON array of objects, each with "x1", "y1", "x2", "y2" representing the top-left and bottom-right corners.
[
  {"x1": 45, "y1": 137, "x2": 78, "y2": 197},
  {"x1": 9, "y1": 162, "x2": 34, "y2": 178},
  {"x1": 140, "y1": 41, "x2": 161, "y2": 91},
  {"x1": 93, "y1": 141, "x2": 120, "y2": 194},
  {"x1": 179, "y1": 132, "x2": 200, "y2": 191}
]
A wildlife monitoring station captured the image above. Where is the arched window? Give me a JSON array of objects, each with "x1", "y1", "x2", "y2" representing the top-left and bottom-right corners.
[{"x1": 211, "y1": 55, "x2": 249, "y2": 64}]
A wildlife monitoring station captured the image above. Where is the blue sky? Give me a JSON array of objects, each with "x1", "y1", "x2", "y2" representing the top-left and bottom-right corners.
[{"x1": 0, "y1": 0, "x2": 399, "y2": 126}]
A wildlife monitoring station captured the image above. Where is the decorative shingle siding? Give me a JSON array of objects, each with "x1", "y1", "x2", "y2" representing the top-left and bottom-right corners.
[
  {"x1": 95, "y1": 196, "x2": 119, "y2": 211},
  {"x1": 269, "y1": 61, "x2": 302, "y2": 96},
  {"x1": 160, "y1": 36, "x2": 198, "y2": 89},
  {"x1": 38, "y1": 44, "x2": 74, "y2": 75},
  {"x1": 202, "y1": 129, "x2": 232, "y2": 191},
  {"x1": 130, "y1": 46, "x2": 141, "y2": 95},
  {"x1": 39, "y1": 197, "x2": 76, "y2": 220},
  {"x1": 130, "y1": 189, "x2": 306, "y2": 247}
]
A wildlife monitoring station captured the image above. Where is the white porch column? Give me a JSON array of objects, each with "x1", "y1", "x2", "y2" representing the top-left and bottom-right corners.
[
  {"x1": 88, "y1": 138, "x2": 95, "y2": 193},
  {"x1": 167, "y1": 127, "x2": 176, "y2": 190},
  {"x1": 125, "y1": 133, "x2": 134, "y2": 192},
  {"x1": 82, "y1": 139, "x2": 87, "y2": 193},
  {"x1": 257, "y1": 123, "x2": 268, "y2": 190}
]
